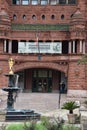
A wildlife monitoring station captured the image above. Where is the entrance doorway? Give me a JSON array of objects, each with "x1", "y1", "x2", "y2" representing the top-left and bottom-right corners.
[
  {"x1": 32, "y1": 69, "x2": 52, "y2": 92},
  {"x1": 16, "y1": 69, "x2": 67, "y2": 93}
]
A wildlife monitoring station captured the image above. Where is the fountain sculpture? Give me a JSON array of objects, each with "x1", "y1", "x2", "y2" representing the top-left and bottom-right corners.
[{"x1": 2, "y1": 58, "x2": 40, "y2": 121}]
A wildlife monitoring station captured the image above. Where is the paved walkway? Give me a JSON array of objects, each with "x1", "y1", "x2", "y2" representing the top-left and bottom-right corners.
[
  {"x1": 0, "y1": 93, "x2": 67, "y2": 112},
  {"x1": 0, "y1": 92, "x2": 86, "y2": 118},
  {"x1": 0, "y1": 92, "x2": 87, "y2": 130},
  {"x1": 15, "y1": 93, "x2": 67, "y2": 113}
]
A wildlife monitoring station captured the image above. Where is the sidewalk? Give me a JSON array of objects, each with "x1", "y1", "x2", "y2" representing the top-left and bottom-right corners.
[{"x1": 0, "y1": 92, "x2": 87, "y2": 124}]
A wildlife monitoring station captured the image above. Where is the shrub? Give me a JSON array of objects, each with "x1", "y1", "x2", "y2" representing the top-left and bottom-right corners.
[
  {"x1": 41, "y1": 116, "x2": 64, "y2": 130},
  {"x1": 62, "y1": 125, "x2": 80, "y2": 130},
  {"x1": 84, "y1": 100, "x2": 87, "y2": 104},
  {"x1": 23, "y1": 120, "x2": 47, "y2": 130},
  {"x1": 62, "y1": 101, "x2": 80, "y2": 114},
  {"x1": 6, "y1": 123, "x2": 24, "y2": 130}
]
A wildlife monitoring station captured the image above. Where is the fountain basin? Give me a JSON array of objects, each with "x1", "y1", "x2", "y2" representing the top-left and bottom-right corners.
[
  {"x1": 2, "y1": 87, "x2": 20, "y2": 92},
  {"x1": 6, "y1": 109, "x2": 40, "y2": 121}
]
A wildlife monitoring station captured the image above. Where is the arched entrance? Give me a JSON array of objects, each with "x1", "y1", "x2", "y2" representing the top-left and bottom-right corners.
[{"x1": 17, "y1": 68, "x2": 67, "y2": 93}]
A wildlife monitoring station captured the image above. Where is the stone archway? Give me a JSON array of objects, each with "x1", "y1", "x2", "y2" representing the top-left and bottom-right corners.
[
  {"x1": 14, "y1": 61, "x2": 68, "y2": 75},
  {"x1": 14, "y1": 61, "x2": 68, "y2": 93}
]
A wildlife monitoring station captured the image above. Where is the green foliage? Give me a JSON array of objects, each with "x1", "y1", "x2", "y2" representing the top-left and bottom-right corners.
[
  {"x1": 0, "y1": 119, "x2": 81, "y2": 130},
  {"x1": 84, "y1": 100, "x2": 87, "y2": 104},
  {"x1": 23, "y1": 121, "x2": 35, "y2": 130},
  {"x1": 62, "y1": 125, "x2": 80, "y2": 130},
  {"x1": 35, "y1": 124, "x2": 47, "y2": 130},
  {"x1": 6, "y1": 123, "x2": 24, "y2": 130},
  {"x1": 62, "y1": 101, "x2": 80, "y2": 114},
  {"x1": 41, "y1": 116, "x2": 64, "y2": 130},
  {"x1": 23, "y1": 120, "x2": 46, "y2": 130}
]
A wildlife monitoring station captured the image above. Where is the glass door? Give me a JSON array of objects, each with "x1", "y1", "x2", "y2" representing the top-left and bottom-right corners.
[{"x1": 32, "y1": 69, "x2": 52, "y2": 92}]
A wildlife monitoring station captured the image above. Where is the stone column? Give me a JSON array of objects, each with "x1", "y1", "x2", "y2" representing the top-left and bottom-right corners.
[
  {"x1": 57, "y1": 0, "x2": 59, "y2": 4},
  {"x1": 37, "y1": 0, "x2": 40, "y2": 4},
  {"x1": 83, "y1": 40, "x2": 85, "y2": 54},
  {"x1": 8, "y1": 40, "x2": 12, "y2": 53},
  {"x1": 20, "y1": 0, "x2": 22, "y2": 4},
  {"x1": 73, "y1": 40, "x2": 75, "y2": 53},
  {"x1": 30, "y1": 0, "x2": 32, "y2": 4},
  {"x1": 69, "y1": 41, "x2": 72, "y2": 54},
  {"x1": 66, "y1": 0, "x2": 68, "y2": 4},
  {"x1": 4, "y1": 40, "x2": 6, "y2": 53},
  {"x1": 80, "y1": 40, "x2": 82, "y2": 53}
]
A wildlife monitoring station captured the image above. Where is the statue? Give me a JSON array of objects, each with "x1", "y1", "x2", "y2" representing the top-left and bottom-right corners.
[{"x1": 8, "y1": 58, "x2": 14, "y2": 74}]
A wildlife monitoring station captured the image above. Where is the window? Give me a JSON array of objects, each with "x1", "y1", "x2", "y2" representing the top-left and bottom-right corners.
[
  {"x1": 42, "y1": 15, "x2": 45, "y2": 19},
  {"x1": 61, "y1": 14, "x2": 64, "y2": 19},
  {"x1": 41, "y1": 0, "x2": 47, "y2": 5},
  {"x1": 68, "y1": 0, "x2": 76, "y2": 4},
  {"x1": 50, "y1": 0, "x2": 57, "y2": 5},
  {"x1": 32, "y1": 0, "x2": 38, "y2": 5},
  {"x1": 32, "y1": 15, "x2": 36, "y2": 20},
  {"x1": 13, "y1": 0, "x2": 20, "y2": 5},
  {"x1": 13, "y1": 14, "x2": 17, "y2": 20},
  {"x1": 23, "y1": 15, "x2": 26, "y2": 19},
  {"x1": 59, "y1": 0, "x2": 66, "y2": 4},
  {"x1": 22, "y1": 0, "x2": 29, "y2": 5},
  {"x1": 51, "y1": 15, "x2": 55, "y2": 19}
]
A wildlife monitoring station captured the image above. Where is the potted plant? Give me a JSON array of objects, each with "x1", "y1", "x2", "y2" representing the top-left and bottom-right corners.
[{"x1": 62, "y1": 101, "x2": 80, "y2": 124}]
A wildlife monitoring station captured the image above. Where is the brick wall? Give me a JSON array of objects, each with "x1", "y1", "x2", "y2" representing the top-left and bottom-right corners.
[{"x1": 68, "y1": 62, "x2": 86, "y2": 90}]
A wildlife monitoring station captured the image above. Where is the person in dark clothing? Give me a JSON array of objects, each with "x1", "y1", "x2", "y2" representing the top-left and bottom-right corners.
[{"x1": 60, "y1": 81, "x2": 65, "y2": 93}]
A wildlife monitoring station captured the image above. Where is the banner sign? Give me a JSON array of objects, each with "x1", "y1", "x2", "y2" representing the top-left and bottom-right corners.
[{"x1": 18, "y1": 42, "x2": 62, "y2": 54}]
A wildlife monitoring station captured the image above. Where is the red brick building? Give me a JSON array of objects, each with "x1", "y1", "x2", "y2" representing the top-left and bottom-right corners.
[{"x1": 0, "y1": 0, "x2": 87, "y2": 97}]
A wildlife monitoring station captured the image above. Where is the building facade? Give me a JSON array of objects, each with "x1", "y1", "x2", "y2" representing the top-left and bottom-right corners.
[{"x1": 0, "y1": 0, "x2": 87, "y2": 97}]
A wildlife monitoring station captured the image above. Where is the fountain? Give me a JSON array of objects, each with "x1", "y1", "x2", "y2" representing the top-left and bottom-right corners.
[{"x1": 2, "y1": 58, "x2": 40, "y2": 121}]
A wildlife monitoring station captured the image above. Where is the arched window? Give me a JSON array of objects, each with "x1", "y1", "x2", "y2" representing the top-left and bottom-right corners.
[
  {"x1": 23, "y1": 15, "x2": 26, "y2": 19},
  {"x1": 13, "y1": 14, "x2": 17, "y2": 20},
  {"x1": 51, "y1": 15, "x2": 55, "y2": 20},
  {"x1": 41, "y1": 14, "x2": 45, "y2": 19},
  {"x1": 32, "y1": 15, "x2": 36, "y2": 19},
  {"x1": 61, "y1": 14, "x2": 65, "y2": 20}
]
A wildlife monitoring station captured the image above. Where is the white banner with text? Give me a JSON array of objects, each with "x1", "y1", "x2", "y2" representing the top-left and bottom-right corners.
[{"x1": 18, "y1": 42, "x2": 62, "y2": 54}]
